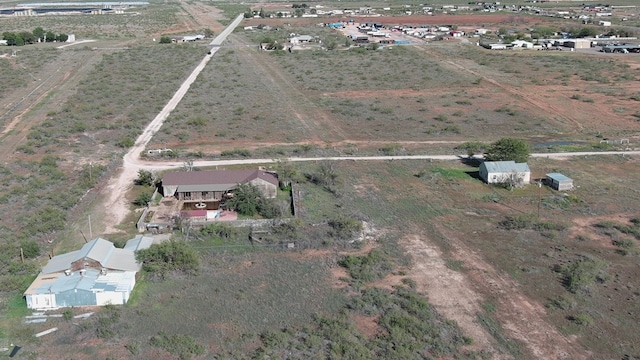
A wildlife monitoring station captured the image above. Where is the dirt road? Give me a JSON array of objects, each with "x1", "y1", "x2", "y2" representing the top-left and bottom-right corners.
[{"x1": 101, "y1": 14, "x2": 245, "y2": 233}]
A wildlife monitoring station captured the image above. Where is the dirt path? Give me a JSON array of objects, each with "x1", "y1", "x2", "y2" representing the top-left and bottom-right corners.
[
  {"x1": 231, "y1": 35, "x2": 347, "y2": 142},
  {"x1": 100, "y1": 15, "x2": 245, "y2": 233},
  {"x1": 433, "y1": 221, "x2": 591, "y2": 359},
  {"x1": 401, "y1": 234, "x2": 506, "y2": 357}
]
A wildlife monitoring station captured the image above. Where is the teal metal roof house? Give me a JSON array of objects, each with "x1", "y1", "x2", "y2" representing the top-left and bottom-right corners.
[
  {"x1": 479, "y1": 161, "x2": 531, "y2": 187},
  {"x1": 24, "y1": 235, "x2": 153, "y2": 309}
]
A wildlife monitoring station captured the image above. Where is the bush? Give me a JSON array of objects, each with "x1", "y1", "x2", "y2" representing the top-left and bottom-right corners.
[
  {"x1": 328, "y1": 217, "x2": 362, "y2": 240},
  {"x1": 133, "y1": 191, "x2": 152, "y2": 206},
  {"x1": 20, "y1": 241, "x2": 40, "y2": 259},
  {"x1": 136, "y1": 241, "x2": 200, "y2": 279},
  {"x1": 135, "y1": 170, "x2": 156, "y2": 186},
  {"x1": 568, "y1": 313, "x2": 594, "y2": 326},
  {"x1": 150, "y1": 332, "x2": 205, "y2": 360},
  {"x1": 560, "y1": 256, "x2": 608, "y2": 293},
  {"x1": 339, "y1": 248, "x2": 393, "y2": 283}
]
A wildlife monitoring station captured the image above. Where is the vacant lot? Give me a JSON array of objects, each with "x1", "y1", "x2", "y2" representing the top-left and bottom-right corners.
[{"x1": 155, "y1": 21, "x2": 640, "y2": 159}]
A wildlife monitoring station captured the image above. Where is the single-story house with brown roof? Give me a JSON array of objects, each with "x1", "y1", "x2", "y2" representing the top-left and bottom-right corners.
[{"x1": 161, "y1": 169, "x2": 278, "y2": 201}]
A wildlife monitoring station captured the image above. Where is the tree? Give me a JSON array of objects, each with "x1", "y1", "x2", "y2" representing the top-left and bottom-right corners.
[
  {"x1": 577, "y1": 27, "x2": 597, "y2": 38},
  {"x1": 45, "y1": 31, "x2": 55, "y2": 42},
  {"x1": 225, "y1": 183, "x2": 263, "y2": 216},
  {"x1": 456, "y1": 141, "x2": 487, "y2": 157},
  {"x1": 16, "y1": 35, "x2": 25, "y2": 46},
  {"x1": 33, "y1": 27, "x2": 44, "y2": 42},
  {"x1": 57, "y1": 33, "x2": 69, "y2": 42},
  {"x1": 3, "y1": 32, "x2": 17, "y2": 46},
  {"x1": 274, "y1": 159, "x2": 299, "y2": 188},
  {"x1": 159, "y1": 35, "x2": 172, "y2": 44},
  {"x1": 484, "y1": 138, "x2": 530, "y2": 163},
  {"x1": 225, "y1": 183, "x2": 280, "y2": 218},
  {"x1": 135, "y1": 170, "x2": 156, "y2": 186},
  {"x1": 19, "y1": 31, "x2": 35, "y2": 44}
]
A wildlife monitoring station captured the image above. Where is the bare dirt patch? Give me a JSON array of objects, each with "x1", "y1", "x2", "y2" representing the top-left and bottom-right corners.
[
  {"x1": 433, "y1": 220, "x2": 591, "y2": 359},
  {"x1": 350, "y1": 313, "x2": 381, "y2": 339},
  {"x1": 400, "y1": 233, "x2": 502, "y2": 357}
]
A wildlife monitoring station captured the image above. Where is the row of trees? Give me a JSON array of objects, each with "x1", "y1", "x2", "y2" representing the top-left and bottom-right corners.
[{"x1": 2, "y1": 27, "x2": 68, "y2": 46}]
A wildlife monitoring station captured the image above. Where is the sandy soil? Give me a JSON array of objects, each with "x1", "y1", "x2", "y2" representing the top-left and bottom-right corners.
[{"x1": 433, "y1": 220, "x2": 591, "y2": 359}]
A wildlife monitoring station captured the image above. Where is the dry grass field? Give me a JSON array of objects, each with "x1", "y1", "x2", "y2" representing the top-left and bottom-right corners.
[
  {"x1": 154, "y1": 22, "x2": 640, "y2": 159},
  {"x1": 1, "y1": 2, "x2": 640, "y2": 359}
]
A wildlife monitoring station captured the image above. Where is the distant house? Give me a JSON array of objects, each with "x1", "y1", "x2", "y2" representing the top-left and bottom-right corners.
[
  {"x1": 290, "y1": 35, "x2": 313, "y2": 44},
  {"x1": 479, "y1": 161, "x2": 531, "y2": 187},
  {"x1": 161, "y1": 169, "x2": 278, "y2": 201},
  {"x1": 546, "y1": 173, "x2": 573, "y2": 191},
  {"x1": 511, "y1": 40, "x2": 534, "y2": 49},
  {"x1": 485, "y1": 43, "x2": 509, "y2": 50},
  {"x1": 24, "y1": 236, "x2": 153, "y2": 309}
]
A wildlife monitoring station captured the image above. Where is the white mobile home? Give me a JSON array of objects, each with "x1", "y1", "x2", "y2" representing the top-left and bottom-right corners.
[{"x1": 479, "y1": 161, "x2": 531, "y2": 187}]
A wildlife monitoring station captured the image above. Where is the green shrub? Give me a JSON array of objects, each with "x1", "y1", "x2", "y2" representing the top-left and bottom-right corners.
[
  {"x1": 136, "y1": 241, "x2": 200, "y2": 279},
  {"x1": 338, "y1": 248, "x2": 393, "y2": 283},
  {"x1": 133, "y1": 192, "x2": 152, "y2": 206},
  {"x1": 545, "y1": 295, "x2": 576, "y2": 311},
  {"x1": 150, "y1": 332, "x2": 205, "y2": 360},
  {"x1": 62, "y1": 308, "x2": 74, "y2": 321},
  {"x1": 560, "y1": 256, "x2": 608, "y2": 293},
  {"x1": 328, "y1": 217, "x2": 362, "y2": 240},
  {"x1": 568, "y1": 313, "x2": 594, "y2": 326}
]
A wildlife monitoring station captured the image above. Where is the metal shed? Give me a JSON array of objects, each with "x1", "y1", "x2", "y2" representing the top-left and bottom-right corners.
[{"x1": 546, "y1": 173, "x2": 573, "y2": 191}]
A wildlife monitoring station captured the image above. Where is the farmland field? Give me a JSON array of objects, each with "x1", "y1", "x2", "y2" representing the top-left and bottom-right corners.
[{"x1": 1, "y1": 1, "x2": 640, "y2": 359}]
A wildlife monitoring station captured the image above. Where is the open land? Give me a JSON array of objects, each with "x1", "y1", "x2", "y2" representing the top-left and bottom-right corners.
[{"x1": 1, "y1": 1, "x2": 640, "y2": 359}]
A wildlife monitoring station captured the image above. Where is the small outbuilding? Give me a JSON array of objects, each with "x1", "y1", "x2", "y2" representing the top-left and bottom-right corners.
[
  {"x1": 546, "y1": 173, "x2": 573, "y2": 191},
  {"x1": 479, "y1": 161, "x2": 531, "y2": 187}
]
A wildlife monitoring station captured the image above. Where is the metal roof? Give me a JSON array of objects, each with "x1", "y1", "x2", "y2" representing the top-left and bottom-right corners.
[
  {"x1": 41, "y1": 250, "x2": 81, "y2": 274},
  {"x1": 25, "y1": 268, "x2": 137, "y2": 298},
  {"x1": 163, "y1": 169, "x2": 278, "y2": 187},
  {"x1": 105, "y1": 248, "x2": 140, "y2": 272},
  {"x1": 546, "y1": 173, "x2": 572, "y2": 181},
  {"x1": 177, "y1": 184, "x2": 237, "y2": 192},
  {"x1": 39, "y1": 236, "x2": 151, "y2": 276},
  {"x1": 76, "y1": 238, "x2": 114, "y2": 267},
  {"x1": 482, "y1": 161, "x2": 530, "y2": 173},
  {"x1": 124, "y1": 235, "x2": 154, "y2": 252}
]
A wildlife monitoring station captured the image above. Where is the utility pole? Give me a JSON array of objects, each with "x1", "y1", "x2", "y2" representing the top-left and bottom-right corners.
[{"x1": 537, "y1": 181, "x2": 542, "y2": 220}]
